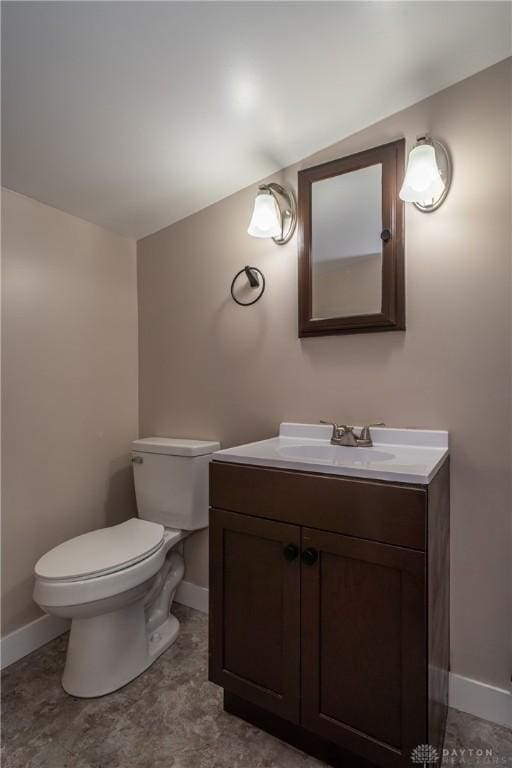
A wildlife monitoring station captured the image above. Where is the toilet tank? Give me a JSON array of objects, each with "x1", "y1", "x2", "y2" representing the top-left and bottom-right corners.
[{"x1": 131, "y1": 437, "x2": 220, "y2": 530}]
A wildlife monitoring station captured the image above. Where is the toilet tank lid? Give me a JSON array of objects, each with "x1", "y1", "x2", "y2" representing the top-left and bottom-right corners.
[{"x1": 132, "y1": 437, "x2": 220, "y2": 457}]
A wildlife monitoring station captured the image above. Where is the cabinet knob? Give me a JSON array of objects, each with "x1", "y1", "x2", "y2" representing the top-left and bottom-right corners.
[
  {"x1": 283, "y1": 544, "x2": 299, "y2": 562},
  {"x1": 301, "y1": 548, "x2": 318, "y2": 566}
]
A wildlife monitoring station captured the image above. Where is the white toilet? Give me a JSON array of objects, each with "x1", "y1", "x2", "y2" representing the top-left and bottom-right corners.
[{"x1": 33, "y1": 436, "x2": 219, "y2": 698}]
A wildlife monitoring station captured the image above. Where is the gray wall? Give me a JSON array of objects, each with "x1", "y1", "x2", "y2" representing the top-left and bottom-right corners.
[
  {"x1": 138, "y1": 60, "x2": 511, "y2": 690},
  {"x1": 1, "y1": 189, "x2": 139, "y2": 635}
]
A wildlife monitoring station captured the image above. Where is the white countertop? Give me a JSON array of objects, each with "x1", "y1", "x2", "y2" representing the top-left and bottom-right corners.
[{"x1": 213, "y1": 423, "x2": 449, "y2": 485}]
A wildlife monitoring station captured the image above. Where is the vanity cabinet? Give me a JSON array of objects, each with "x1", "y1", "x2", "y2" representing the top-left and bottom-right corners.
[{"x1": 209, "y1": 460, "x2": 450, "y2": 768}]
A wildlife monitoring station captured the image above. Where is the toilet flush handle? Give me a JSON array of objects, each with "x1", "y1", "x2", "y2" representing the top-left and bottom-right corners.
[{"x1": 132, "y1": 456, "x2": 143, "y2": 464}]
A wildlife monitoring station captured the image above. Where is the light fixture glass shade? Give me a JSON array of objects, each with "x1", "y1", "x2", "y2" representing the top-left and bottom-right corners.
[
  {"x1": 399, "y1": 143, "x2": 445, "y2": 206},
  {"x1": 247, "y1": 191, "x2": 282, "y2": 238}
]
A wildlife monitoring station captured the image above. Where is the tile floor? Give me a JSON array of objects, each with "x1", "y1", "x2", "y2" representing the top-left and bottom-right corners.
[{"x1": 2, "y1": 605, "x2": 511, "y2": 768}]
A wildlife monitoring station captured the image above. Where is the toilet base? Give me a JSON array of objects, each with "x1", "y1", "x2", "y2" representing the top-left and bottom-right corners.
[
  {"x1": 62, "y1": 600, "x2": 180, "y2": 698},
  {"x1": 61, "y1": 548, "x2": 185, "y2": 698}
]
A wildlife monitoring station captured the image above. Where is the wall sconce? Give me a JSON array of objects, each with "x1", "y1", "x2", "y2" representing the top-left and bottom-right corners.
[
  {"x1": 399, "y1": 136, "x2": 451, "y2": 212},
  {"x1": 247, "y1": 183, "x2": 297, "y2": 244}
]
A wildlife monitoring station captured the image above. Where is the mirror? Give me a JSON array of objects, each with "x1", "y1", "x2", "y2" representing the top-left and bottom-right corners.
[
  {"x1": 298, "y1": 140, "x2": 405, "y2": 336},
  {"x1": 311, "y1": 164, "x2": 383, "y2": 319}
]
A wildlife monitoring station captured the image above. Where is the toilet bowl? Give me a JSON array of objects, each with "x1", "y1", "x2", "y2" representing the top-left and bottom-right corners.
[{"x1": 33, "y1": 436, "x2": 219, "y2": 698}]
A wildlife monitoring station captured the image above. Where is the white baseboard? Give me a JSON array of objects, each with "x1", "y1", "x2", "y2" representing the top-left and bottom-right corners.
[
  {"x1": 449, "y1": 672, "x2": 511, "y2": 728},
  {"x1": 1, "y1": 599, "x2": 510, "y2": 730},
  {"x1": 0, "y1": 581, "x2": 208, "y2": 670},
  {"x1": 175, "y1": 580, "x2": 209, "y2": 614},
  {"x1": 1, "y1": 613, "x2": 70, "y2": 670},
  {"x1": 172, "y1": 583, "x2": 512, "y2": 728},
  {"x1": 0, "y1": 582, "x2": 208, "y2": 670}
]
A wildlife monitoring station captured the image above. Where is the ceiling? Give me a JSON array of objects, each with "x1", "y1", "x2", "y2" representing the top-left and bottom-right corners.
[{"x1": 2, "y1": 2, "x2": 510, "y2": 240}]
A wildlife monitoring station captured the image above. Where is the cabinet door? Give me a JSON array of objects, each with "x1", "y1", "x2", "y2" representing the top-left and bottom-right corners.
[
  {"x1": 209, "y1": 509, "x2": 301, "y2": 722},
  {"x1": 301, "y1": 528, "x2": 426, "y2": 767}
]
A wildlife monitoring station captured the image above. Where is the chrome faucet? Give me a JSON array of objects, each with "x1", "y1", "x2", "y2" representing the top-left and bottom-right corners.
[{"x1": 320, "y1": 421, "x2": 385, "y2": 448}]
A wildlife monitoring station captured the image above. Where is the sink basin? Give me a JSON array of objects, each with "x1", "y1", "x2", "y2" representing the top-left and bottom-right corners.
[
  {"x1": 214, "y1": 422, "x2": 449, "y2": 485},
  {"x1": 278, "y1": 444, "x2": 395, "y2": 465}
]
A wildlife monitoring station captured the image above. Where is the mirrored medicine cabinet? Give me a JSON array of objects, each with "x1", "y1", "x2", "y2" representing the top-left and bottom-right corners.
[{"x1": 298, "y1": 139, "x2": 405, "y2": 336}]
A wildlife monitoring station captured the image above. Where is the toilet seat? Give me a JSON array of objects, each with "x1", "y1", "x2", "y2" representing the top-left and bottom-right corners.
[
  {"x1": 34, "y1": 525, "x2": 185, "y2": 609},
  {"x1": 35, "y1": 518, "x2": 165, "y2": 582}
]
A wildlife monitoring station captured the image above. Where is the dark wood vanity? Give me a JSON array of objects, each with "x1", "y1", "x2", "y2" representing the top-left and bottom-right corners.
[{"x1": 209, "y1": 458, "x2": 450, "y2": 768}]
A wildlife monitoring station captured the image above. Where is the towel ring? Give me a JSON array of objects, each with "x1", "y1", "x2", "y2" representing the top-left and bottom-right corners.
[{"x1": 230, "y1": 266, "x2": 265, "y2": 306}]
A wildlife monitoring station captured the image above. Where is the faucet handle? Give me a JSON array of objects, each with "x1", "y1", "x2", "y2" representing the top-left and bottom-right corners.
[
  {"x1": 320, "y1": 420, "x2": 338, "y2": 438},
  {"x1": 359, "y1": 422, "x2": 385, "y2": 441},
  {"x1": 320, "y1": 419, "x2": 354, "y2": 440},
  {"x1": 320, "y1": 421, "x2": 354, "y2": 438}
]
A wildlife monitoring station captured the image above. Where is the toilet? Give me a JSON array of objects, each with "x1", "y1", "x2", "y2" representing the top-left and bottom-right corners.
[{"x1": 33, "y1": 436, "x2": 219, "y2": 698}]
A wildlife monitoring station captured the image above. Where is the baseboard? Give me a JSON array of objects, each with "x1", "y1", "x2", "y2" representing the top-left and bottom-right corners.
[
  {"x1": 449, "y1": 672, "x2": 511, "y2": 727},
  {"x1": 172, "y1": 583, "x2": 512, "y2": 728},
  {"x1": 1, "y1": 601, "x2": 509, "y2": 729},
  {"x1": 175, "y1": 580, "x2": 209, "y2": 614},
  {"x1": 0, "y1": 581, "x2": 208, "y2": 670},
  {"x1": 1, "y1": 613, "x2": 70, "y2": 670}
]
